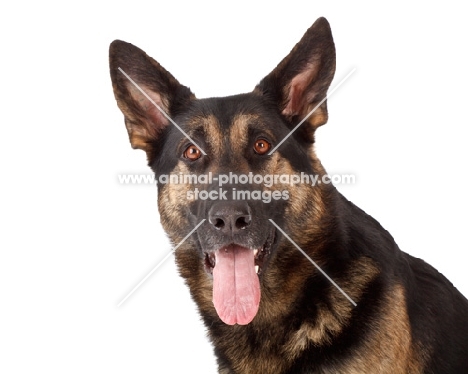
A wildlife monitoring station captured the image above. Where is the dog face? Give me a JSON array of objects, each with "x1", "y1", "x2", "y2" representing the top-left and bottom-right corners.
[{"x1": 110, "y1": 17, "x2": 335, "y2": 326}]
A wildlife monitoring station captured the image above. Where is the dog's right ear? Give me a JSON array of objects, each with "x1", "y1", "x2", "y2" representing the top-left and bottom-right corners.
[{"x1": 109, "y1": 40, "x2": 194, "y2": 153}]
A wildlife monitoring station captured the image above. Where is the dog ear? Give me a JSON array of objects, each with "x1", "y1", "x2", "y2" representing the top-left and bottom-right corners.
[
  {"x1": 109, "y1": 40, "x2": 194, "y2": 153},
  {"x1": 255, "y1": 17, "x2": 336, "y2": 139}
]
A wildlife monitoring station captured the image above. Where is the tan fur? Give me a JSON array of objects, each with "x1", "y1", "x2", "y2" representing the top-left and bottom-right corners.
[
  {"x1": 283, "y1": 257, "x2": 380, "y2": 359},
  {"x1": 229, "y1": 115, "x2": 251, "y2": 153},
  {"x1": 335, "y1": 284, "x2": 425, "y2": 374},
  {"x1": 268, "y1": 151, "x2": 327, "y2": 246},
  {"x1": 158, "y1": 161, "x2": 193, "y2": 243},
  {"x1": 114, "y1": 83, "x2": 171, "y2": 152},
  {"x1": 201, "y1": 115, "x2": 223, "y2": 159}
]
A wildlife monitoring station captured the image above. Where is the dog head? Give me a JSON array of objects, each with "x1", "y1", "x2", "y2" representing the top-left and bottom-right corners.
[{"x1": 110, "y1": 17, "x2": 336, "y2": 325}]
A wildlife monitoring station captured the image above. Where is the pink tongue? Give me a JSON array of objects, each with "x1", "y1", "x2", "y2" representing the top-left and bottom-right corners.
[{"x1": 212, "y1": 246, "x2": 260, "y2": 325}]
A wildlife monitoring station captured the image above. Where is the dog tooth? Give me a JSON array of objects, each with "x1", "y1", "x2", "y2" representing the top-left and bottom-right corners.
[
  {"x1": 253, "y1": 249, "x2": 258, "y2": 257},
  {"x1": 255, "y1": 265, "x2": 259, "y2": 274}
]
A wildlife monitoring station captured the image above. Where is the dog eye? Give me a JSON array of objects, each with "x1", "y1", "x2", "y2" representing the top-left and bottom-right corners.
[
  {"x1": 253, "y1": 139, "x2": 271, "y2": 155},
  {"x1": 183, "y1": 144, "x2": 202, "y2": 160}
]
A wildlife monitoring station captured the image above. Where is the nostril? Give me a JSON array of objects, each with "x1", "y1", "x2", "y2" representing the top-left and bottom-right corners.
[
  {"x1": 235, "y1": 215, "x2": 251, "y2": 230},
  {"x1": 214, "y1": 218, "x2": 225, "y2": 230}
]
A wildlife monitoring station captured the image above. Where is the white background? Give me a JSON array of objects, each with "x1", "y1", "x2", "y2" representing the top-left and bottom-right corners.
[{"x1": 1, "y1": 1, "x2": 467, "y2": 373}]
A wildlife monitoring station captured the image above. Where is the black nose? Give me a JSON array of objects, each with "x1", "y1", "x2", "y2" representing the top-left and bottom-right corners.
[{"x1": 208, "y1": 202, "x2": 252, "y2": 234}]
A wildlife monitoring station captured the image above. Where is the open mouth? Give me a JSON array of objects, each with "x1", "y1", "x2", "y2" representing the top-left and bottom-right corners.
[
  {"x1": 202, "y1": 229, "x2": 276, "y2": 325},
  {"x1": 203, "y1": 230, "x2": 275, "y2": 276}
]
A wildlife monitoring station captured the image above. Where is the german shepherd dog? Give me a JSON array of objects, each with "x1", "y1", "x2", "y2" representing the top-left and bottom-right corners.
[{"x1": 110, "y1": 17, "x2": 468, "y2": 373}]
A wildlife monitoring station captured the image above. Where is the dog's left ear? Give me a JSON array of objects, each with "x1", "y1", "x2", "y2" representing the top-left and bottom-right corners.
[{"x1": 255, "y1": 17, "x2": 336, "y2": 139}]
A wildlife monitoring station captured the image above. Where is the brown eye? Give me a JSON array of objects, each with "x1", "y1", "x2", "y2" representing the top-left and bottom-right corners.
[
  {"x1": 253, "y1": 139, "x2": 271, "y2": 155},
  {"x1": 183, "y1": 144, "x2": 202, "y2": 161}
]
